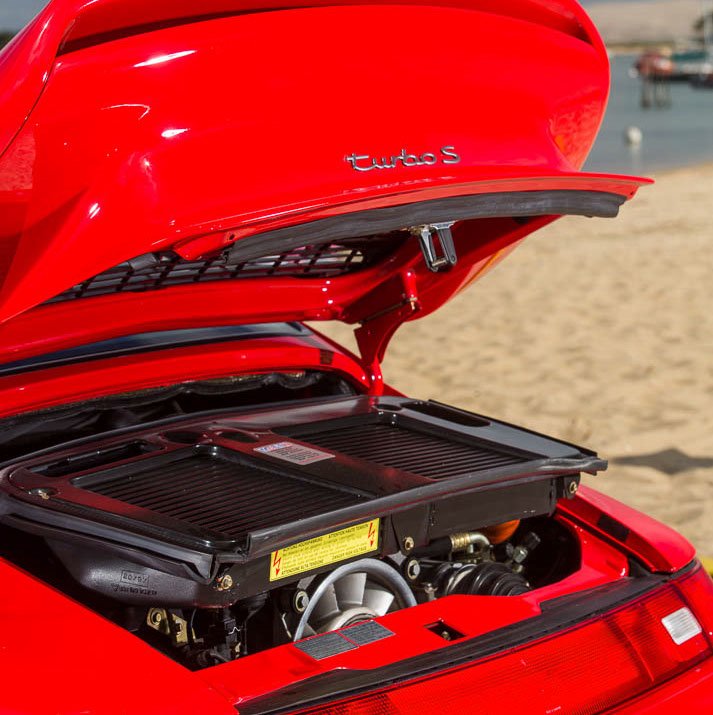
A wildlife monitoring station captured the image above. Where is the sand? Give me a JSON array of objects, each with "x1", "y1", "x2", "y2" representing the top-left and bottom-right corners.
[
  {"x1": 317, "y1": 162, "x2": 713, "y2": 555},
  {"x1": 585, "y1": 1, "x2": 703, "y2": 46}
]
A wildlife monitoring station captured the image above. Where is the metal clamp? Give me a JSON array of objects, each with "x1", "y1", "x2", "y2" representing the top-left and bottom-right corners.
[{"x1": 412, "y1": 222, "x2": 458, "y2": 272}]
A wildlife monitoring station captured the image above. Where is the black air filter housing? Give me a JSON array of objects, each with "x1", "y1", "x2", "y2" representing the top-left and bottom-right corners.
[{"x1": 0, "y1": 397, "x2": 604, "y2": 606}]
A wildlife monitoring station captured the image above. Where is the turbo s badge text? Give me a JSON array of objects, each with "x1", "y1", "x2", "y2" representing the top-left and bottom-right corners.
[{"x1": 345, "y1": 146, "x2": 461, "y2": 172}]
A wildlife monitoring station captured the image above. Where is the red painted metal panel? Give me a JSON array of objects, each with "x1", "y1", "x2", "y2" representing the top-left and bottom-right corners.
[
  {"x1": 0, "y1": 334, "x2": 370, "y2": 419},
  {"x1": 561, "y1": 485, "x2": 697, "y2": 574},
  {"x1": 0, "y1": 2, "x2": 647, "y2": 351},
  {"x1": 0, "y1": 556, "x2": 236, "y2": 714}
]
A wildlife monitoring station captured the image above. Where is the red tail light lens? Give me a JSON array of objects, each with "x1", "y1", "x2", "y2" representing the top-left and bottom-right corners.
[{"x1": 297, "y1": 565, "x2": 713, "y2": 715}]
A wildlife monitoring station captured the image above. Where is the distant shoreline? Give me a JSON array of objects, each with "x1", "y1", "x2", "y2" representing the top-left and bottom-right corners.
[
  {"x1": 607, "y1": 42, "x2": 695, "y2": 54},
  {"x1": 647, "y1": 159, "x2": 713, "y2": 177},
  {"x1": 586, "y1": 0, "x2": 705, "y2": 47},
  {"x1": 587, "y1": 153, "x2": 713, "y2": 180}
]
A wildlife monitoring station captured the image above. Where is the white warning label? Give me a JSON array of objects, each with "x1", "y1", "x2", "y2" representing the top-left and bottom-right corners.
[{"x1": 254, "y1": 441, "x2": 334, "y2": 465}]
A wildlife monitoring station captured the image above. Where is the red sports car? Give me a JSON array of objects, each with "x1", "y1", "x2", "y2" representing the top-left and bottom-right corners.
[{"x1": 1, "y1": 1, "x2": 712, "y2": 713}]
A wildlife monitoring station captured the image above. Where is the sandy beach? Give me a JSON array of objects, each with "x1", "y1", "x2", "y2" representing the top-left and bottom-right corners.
[
  {"x1": 585, "y1": 0, "x2": 702, "y2": 46},
  {"x1": 318, "y1": 162, "x2": 713, "y2": 555}
]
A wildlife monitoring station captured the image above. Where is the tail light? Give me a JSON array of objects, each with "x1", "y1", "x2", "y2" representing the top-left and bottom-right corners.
[{"x1": 296, "y1": 564, "x2": 713, "y2": 715}]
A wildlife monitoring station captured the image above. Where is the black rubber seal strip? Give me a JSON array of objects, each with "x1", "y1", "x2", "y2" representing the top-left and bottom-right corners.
[
  {"x1": 0, "y1": 324, "x2": 308, "y2": 378},
  {"x1": 227, "y1": 190, "x2": 626, "y2": 264}
]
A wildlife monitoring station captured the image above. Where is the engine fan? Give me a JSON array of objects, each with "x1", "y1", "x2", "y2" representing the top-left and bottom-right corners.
[{"x1": 293, "y1": 558, "x2": 417, "y2": 640}]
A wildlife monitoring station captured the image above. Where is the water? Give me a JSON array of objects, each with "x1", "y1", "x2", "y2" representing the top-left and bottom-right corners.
[{"x1": 584, "y1": 54, "x2": 713, "y2": 174}]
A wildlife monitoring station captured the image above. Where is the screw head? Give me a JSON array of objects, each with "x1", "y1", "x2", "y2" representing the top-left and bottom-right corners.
[
  {"x1": 402, "y1": 536, "x2": 415, "y2": 553},
  {"x1": 568, "y1": 481, "x2": 579, "y2": 496},
  {"x1": 404, "y1": 558, "x2": 421, "y2": 581},
  {"x1": 292, "y1": 590, "x2": 310, "y2": 614},
  {"x1": 148, "y1": 609, "x2": 164, "y2": 627},
  {"x1": 29, "y1": 488, "x2": 56, "y2": 500},
  {"x1": 217, "y1": 574, "x2": 234, "y2": 591}
]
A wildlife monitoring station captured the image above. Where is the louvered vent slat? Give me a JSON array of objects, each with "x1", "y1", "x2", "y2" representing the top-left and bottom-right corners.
[
  {"x1": 292, "y1": 424, "x2": 526, "y2": 479},
  {"x1": 86, "y1": 455, "x2": 366, "y2": 540},
  {"x1": 46, "y1": 233, "x2": 408, "y2": 304}
]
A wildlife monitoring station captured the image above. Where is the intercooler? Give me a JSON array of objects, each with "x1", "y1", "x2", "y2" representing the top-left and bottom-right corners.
[
  {"x1": 0, "y1": 396, "x2": 604, "y2": 605},
  {"x1": 83, "y1": 452, "x2": 368, "y2": 545},
  {"x1": 284, "y1": 422, "x2": 527, "y2": 479}
]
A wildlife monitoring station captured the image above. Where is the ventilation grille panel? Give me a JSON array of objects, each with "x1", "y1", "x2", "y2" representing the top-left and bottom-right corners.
[
  {"x1": 293, "y1": 423, "x2": 527, "y2": 479},
  {"x1": 48, "y1": 234, "x2": 407, "y2": 303},
  {"x1": 83, "y1": 454, "x2": 367, "y2": 540}
]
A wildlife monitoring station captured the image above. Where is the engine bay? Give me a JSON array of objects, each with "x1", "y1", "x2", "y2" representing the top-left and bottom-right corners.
[{"x1": 0, "y1": 392, "x2": 605, "y2": 669}]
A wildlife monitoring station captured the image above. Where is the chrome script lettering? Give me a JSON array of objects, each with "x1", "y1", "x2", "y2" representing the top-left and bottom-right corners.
[{"x1": 346, "y1": 146, "x2": 461, "y2": 172}]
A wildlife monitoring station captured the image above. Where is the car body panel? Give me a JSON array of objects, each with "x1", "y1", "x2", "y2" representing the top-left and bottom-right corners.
[
  {"x1": 0, "y1": 556, "x2": 236, "y2": 715},
  {"x1": 0, "y1": 330, "x2": 370, "y2": 420},
  {"x1": 0, "y1": 2, "x2": 648, "y2": 365},
  {"x1": 561, "y1": 485, "x2": 696, "y2": 574},
  {"x1": 0, "y1": 0, "x2": 605, "y2": 159},
  {"x1": 0, "y1": 213, "x2": 542, "y2": 371}
]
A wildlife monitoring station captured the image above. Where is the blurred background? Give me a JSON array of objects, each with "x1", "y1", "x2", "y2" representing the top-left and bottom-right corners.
[
  {"x1": 0, "y1": 0, "x2": 46, "y2": 41},
  {"x1": 2, "y1": 1, "x2": 713, "y2": 552}
]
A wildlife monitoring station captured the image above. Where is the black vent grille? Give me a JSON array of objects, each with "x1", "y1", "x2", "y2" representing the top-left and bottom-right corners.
[
  {"x1": 295, "y1": 423, "x2": 528, "y2": 479},
  {"x1": 48, "y1": 234, "x2": 406, "y2": 303},
  {"x1": 83, "y1": 454, "x2": 366, "y2": 540}
]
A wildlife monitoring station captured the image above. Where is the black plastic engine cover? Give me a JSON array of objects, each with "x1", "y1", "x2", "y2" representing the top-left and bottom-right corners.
[
  {"x1": 47, "y1": 539, "x2": 240, "y2": 608},
  {"x1": 0, "y1": 396, "x2": 603, "y2": 606}
]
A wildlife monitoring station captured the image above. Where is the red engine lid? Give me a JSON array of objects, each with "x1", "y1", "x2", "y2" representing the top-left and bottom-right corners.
[{"x1": 0, "y1": 1, "x2": 649, "y2": 367}]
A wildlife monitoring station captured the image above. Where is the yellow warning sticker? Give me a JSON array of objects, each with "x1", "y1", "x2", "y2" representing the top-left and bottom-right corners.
[{"x1": 269, "y1": 519, "x2": 380, "y2": 582}]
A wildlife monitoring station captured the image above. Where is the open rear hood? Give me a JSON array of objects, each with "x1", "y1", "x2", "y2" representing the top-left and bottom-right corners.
[{"x1": 0, "y1": 0, "x2": 649, "y2": 370}]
